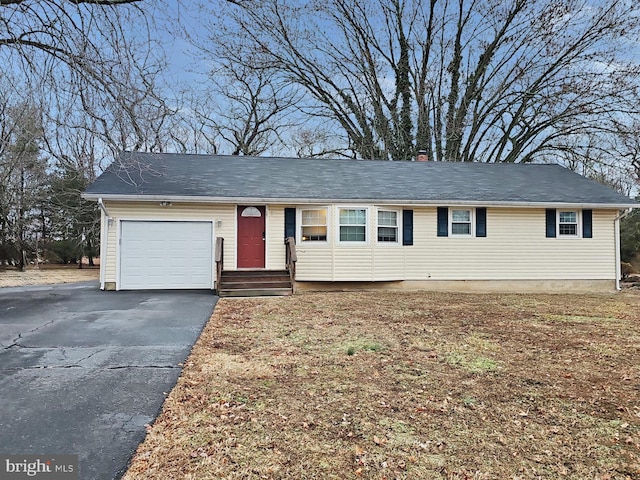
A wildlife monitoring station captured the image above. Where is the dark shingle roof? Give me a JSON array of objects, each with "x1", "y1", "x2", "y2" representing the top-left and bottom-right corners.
[{"x1": 83, "y1": 152, "x2": 638, "y2": 207}]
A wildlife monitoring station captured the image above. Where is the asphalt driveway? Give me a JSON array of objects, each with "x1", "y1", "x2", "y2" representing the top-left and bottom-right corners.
[{"x1": 0, "y1": 282, "x2": 217, "y2": 479}]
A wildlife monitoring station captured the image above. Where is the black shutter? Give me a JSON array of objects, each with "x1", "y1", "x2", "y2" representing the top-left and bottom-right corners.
[
  {"x1": 545, "y1": 209, "x2": 556, "y2": 238},
  {"x1": 582, "y1": 209, "x2": 593, "y2": 238},
  {"x1": 402, "y1": 209, "x2": 413, "y2": 245},
  {"x1": 476, "y1": 208, "x2": 487, "y2": 237},
  {"x1": 437, "y1": 207, "x2": 448, "y2": 237},
  {"x1": 284, "y1": 208, "x2": 296, "y2": 241}
]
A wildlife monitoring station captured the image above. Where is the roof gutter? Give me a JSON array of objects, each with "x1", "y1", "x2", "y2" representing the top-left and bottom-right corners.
[
  {"x1": 82, "y1": 194, "x2": 640, "y2": 210},
  {"x1": 615, "y1": 207, "x2": 634, "y2": 222},
  {"x1": 97, "y1": 198, "x2": 111, "y2": 218}
]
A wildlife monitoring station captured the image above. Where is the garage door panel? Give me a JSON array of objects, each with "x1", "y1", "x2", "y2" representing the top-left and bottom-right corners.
[{"x1": 120, "y1": 221, "x2": 213, "y2": 290}]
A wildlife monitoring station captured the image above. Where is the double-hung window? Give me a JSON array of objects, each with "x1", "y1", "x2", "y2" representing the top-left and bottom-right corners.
[
  {"x1": 450, "y1": 209, "x2": 472, "y2": 236},
  {"x1": 300, "y1": 208, "x2": 327, "y2": 242},
  {"x1": 546, "y1": 209, "x2": 590, "y2": 238},
  {"x1": 438, "y1": 207, "x2": 486, "y2": 238},
  {"x1": 339, "y1": 208, "x2": 367, "y2": 242},
  {"x1": 377, "y1": 210, "x2": 398, "y2": 243},
  {"x1": 558, "y1": 211, "x2": 578, "y2": 236}
]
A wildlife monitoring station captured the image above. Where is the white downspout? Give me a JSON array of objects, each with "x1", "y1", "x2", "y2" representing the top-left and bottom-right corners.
[
  {"x1": 97, "y1": 198, "x2": 111, "y2": 290},
  {"x1": 614, "y1": 208, "x2": 633, "y2": 291}
]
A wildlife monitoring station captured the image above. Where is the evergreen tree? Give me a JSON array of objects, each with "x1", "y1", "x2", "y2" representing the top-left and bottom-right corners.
[{"x1": 0, "y1": 104, "x2": 47, "y2": 269}]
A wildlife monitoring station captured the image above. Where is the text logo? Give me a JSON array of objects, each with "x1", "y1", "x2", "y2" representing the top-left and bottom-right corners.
[{"x1": 0, "y1": 456, "x2": 78, "y2": 480}]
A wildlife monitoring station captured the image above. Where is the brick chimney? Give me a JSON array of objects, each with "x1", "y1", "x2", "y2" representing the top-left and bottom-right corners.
[{"x1": 416, "y1": 150, "x2": 429, "y2": 162}]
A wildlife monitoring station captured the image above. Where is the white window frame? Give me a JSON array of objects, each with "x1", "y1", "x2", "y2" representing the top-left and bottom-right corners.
[
  {"x1": 449, "y1": 208, "x2": 474, "y2": 237},
  {"x1": 298, "y1": 207, "x2": 329, "y2": 243},
  {"x1": 337, "y1": 206, "x2": 369, "y2": 244},
  {"x1": 557, "y1": 210, "x2": 581, "y2": 238},
  {"x1": 376, "y1": 208, "x2": 401, "y2": 244}
]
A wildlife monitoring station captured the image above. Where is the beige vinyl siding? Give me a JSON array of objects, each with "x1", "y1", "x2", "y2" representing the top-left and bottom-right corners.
[
  {"x1": 417, "y1": 208, "x2": 616, "y2": 280},
  {"x1": 294, "y1": 244, "x2": 334, "y2": 280},
  {"x1": 404, "y1": 208, "x2": 431, "y2": 280},
  {"x1": 295, "y1": 206, "x2": 617, "y2": 282},
  {"x1": 101, "y1": 201, "x2": 618, "y2": 287},
  {"x1": 102, "y1": 201, "x2": 236, "y2": 285},
  {"x1": 105, "y1": 214, "x2": 117, "y2": 284},
  {"x1": 373, "y1": 246, "x2": 406, "y2": 280},
  {"x1": 296, "y1": 205, "x2": 407, "y2": 281},
  {"x1": 266, "y1": 206, "x2": 286, "y2": 269},
  {"x1": 333, "y1": 247, "x2": 375, "y2": 281},
  {"x1": 293, "y1": 206, "x2": 333, "y2": 280}
]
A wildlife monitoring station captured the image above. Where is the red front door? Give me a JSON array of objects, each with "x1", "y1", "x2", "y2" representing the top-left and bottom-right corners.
[{"x1": 237, "y1": 206, "x2": 266, "y2": 268}]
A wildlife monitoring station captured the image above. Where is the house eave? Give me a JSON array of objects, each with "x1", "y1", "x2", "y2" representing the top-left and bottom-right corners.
[{"x1": 82, "y1": 193, "x2": 638, "y2": 210}]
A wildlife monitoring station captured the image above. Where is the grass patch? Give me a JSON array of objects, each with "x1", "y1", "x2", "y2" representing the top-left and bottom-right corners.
[
  {"x1": 544, "y1": 314, "x2": 620, "y2": 323},
  {"x1": 445, "y1": 351, "x2": 500, "y2": 373},
  {"x1": 124, "y1": 290, "x2": 640, "y2": 480},
  {"x1": 343, "y1": 339, "x2": 384, "y2": 356}
]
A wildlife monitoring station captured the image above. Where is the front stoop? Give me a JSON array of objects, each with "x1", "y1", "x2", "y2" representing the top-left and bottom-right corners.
[{"x1": 218, "y1": 270, "x2": 293, "y2": 297}]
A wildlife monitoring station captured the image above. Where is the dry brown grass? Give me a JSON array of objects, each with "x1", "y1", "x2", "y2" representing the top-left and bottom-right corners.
[
  {"x1": 124, "y1": 291, "x2": 640, "y2": 480},
  {"x1": 0, "y1": 265, "x2": 99, "y2": 288}
]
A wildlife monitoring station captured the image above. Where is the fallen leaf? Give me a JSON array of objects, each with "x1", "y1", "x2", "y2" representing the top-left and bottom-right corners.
[{"x1": 355, "y1": 445, "x2": 365, "y2": 456}]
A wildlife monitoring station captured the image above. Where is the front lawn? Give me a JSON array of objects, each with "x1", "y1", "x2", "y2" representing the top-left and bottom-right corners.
[{"x1": 124, "y1": 291, "x2": 640, "y2": 479}]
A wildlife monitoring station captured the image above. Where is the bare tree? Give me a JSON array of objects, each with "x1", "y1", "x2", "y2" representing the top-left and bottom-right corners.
[
  {"x1": 614, "y1": 121, "x2": 640, "y2": 188},
  {"x1": 181, "y1": 22, "x2": 305, "y2": 156},
  {"x1": 165, "y1": 95, "x2": 221, "y2": 155},
  {"x1": 289, "y1": 126, "x2": 349, "y2": 159},
  {"x1": 1, "y1": 0, "x2": 181, "y2": 268},
  {"x1": 207, "y1": 0, "x2": 640, "y2": 167},
  {"x1": 1, "y1": 1, "x2": 143, "y2": 72},
  {"x1": 210, "y1": 66, "x2": 298, "y2": 155},
  {"x1": 2, "y1": 0, "x2": 175, "y2": 158}
]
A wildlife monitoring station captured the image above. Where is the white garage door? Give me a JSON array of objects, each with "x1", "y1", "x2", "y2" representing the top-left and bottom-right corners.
[{"x1": 120, "y1": 221, "x2": 213, "y2": 290}]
